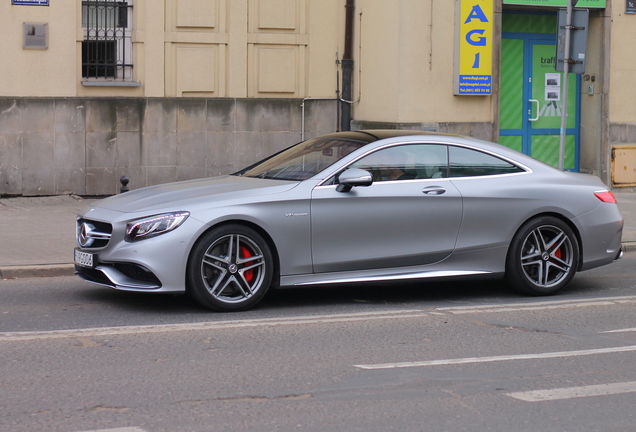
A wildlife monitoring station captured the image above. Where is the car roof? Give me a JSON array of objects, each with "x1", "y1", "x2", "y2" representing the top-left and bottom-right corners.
[{"x1": 321, "y1": 130, "x2": 455, "y2": 143}]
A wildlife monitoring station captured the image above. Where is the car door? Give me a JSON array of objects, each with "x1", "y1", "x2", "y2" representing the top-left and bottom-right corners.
[
  {"x1": 310, "y1": 144, "x2": 463, "y2": 274},
  {"x1": 446, "y1": 145, "x2": 532, "y2": 253}
]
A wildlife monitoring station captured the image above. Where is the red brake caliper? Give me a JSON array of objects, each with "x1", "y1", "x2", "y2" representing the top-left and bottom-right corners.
[{"x1": 240, "y1": 246, "x2": 254, "y2": 283}]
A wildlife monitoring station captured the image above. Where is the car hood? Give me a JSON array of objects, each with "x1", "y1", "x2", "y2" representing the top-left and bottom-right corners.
[{"x1": 91, "y1": 175, "x2": 299, "y2": 214}]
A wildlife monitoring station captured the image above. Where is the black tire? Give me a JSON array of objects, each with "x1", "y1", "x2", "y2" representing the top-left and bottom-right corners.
[
  {"x1": 187, "y1": 224, "x2": 274, "y2": 311},
  {"x1": 505, "y1": 216, "x2": 579, "y2": 295}
]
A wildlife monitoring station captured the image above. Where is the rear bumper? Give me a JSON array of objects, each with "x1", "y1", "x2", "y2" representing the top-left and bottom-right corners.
[
  {"x1": 575, "y1": 204, "x2": 623, "y2": 272},
  {"x1": 615, "y1": 247, "x2": 624, "y2": 261}
]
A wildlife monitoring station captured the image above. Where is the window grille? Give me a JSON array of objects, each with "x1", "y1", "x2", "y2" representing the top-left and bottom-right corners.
[{"x1": 82, "y1": 1, "x2": 133, "y2": 80}]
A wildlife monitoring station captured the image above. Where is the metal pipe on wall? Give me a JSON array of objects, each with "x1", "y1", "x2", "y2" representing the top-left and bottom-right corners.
[{"x1": 340, "y1": 0, "x2": 355, "y2": 131}]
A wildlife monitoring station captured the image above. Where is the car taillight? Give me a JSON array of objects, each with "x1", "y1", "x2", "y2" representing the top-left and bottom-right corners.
[{"x1": 594, "y1": 190, "x2": 617, "y2": 203}]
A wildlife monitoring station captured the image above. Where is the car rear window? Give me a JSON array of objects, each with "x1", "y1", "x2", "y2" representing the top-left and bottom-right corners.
[{"x1": 449, "y1": 146, "x2": 525, "y2": 177}]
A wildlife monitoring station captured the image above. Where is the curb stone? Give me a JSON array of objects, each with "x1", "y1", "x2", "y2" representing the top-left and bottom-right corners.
[{"x1": 1, "y1": 264, "x2": 76, "y2": 280}]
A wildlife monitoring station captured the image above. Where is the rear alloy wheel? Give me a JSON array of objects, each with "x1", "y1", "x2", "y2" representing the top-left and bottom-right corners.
[
  {"x1": 188, "y1": 225, "x2": 273, "y2": 311},
  {"x1": 505, "y1": 216, "x2": 579, "y2": 295}
]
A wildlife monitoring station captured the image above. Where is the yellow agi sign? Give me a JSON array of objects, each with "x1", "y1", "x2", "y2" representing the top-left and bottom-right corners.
[{"x1": 454, "y1": 0, "x2": 493, "y2": 96}]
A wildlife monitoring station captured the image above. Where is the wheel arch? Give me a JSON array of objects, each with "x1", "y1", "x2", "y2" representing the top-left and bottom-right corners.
[
  {"x1": 186, "y1": 219, "x2": 282, "y2": 289},
  {"x1": 507, "y1": 212, "x2": 584, "y2": 271}
]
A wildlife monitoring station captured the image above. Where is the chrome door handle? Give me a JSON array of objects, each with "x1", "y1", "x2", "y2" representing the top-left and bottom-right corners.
[
  {"x1": 422, "y1": 186, "x2": 446, "y2": 195},
  {"x1": 528, "y1": 99, "x2": 539, "y2": 122}
]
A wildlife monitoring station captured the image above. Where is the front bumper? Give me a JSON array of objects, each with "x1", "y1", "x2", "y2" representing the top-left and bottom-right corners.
[
  {"x1": 75, "y1": 261, "x2": 162, "y2": 291},
  {"x1": 75, "y1": 208, "x2": 206, "y2": 293}
]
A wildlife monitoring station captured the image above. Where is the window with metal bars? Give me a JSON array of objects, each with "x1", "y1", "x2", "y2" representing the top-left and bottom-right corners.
[{"x1": 82, "y1": 0, "x2": 133, "y2": 80}]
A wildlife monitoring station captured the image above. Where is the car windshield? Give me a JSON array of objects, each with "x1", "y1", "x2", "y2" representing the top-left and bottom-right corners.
[{"x1": 236, "y1": 137, "x2": 368, "y2": 181}]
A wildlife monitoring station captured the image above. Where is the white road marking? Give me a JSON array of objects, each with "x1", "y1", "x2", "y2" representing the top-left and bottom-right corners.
[
  {"x1": 507, "y1": 381, "x2": 636, "y2": 402},
  {"x1": 2, "y1": 295, "x2": 635, "y2": 342},
  {"x1": 0, "y1": 309, "x2": 434, "y2": 342},
  {"x1": 601, "y1": 328, "x2": 636, "y2": 333},
  {"x1": 77, "y1": 428, "x2": 147, "y2": 432},
  {"x1": 435, "y1": 295, "x2": 636, "y2": 315},
  {"x1": 354, "y1": 345, "x2": 636, "y2": 370}
]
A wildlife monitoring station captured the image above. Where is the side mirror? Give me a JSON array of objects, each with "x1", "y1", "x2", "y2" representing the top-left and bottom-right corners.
[{"x1": 336, "y1": 168, "x2": 373, "y2": 193}]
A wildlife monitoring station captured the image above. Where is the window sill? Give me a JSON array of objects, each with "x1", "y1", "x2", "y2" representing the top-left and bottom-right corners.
[{"x1": 81, "y1": 81, "x2": 142, "y2": 87}]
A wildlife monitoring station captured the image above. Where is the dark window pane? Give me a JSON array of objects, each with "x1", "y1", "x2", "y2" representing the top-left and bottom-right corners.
[
  {"x1": 449, "y1": 146, "x2": 525, "y2": 177},
  {"x1": 82, "y1": 0, "x2": 132, "y2": 79},
  {"x1": 351, "y1": 144, "x2": 448, "y2": 181},
  {"x1": 117, "y1": 2, "x2": 128, "y2": 28},
  {"x1": 82, "y1": 40, "x2": 117, "y2": 78}
]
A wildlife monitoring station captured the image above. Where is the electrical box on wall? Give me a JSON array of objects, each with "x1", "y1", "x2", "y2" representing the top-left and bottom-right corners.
[
  {"x1": 612, "y1": 145, "x2": 636, "y2": 187},
  {"x1": 23, "y1": 23, "x2": 48, "y2": 49}
]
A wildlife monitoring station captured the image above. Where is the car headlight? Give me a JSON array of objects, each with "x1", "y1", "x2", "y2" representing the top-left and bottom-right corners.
[{"x1": 125, "y1": 212, "x2": 190, "y2": 242}]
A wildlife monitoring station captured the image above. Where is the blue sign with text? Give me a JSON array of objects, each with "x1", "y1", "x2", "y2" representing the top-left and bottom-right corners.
[{"x1": 12, "y1": 0, "x2": 49, "y2": 5}]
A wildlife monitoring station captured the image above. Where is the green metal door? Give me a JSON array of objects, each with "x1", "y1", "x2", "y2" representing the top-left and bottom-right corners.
[{"x1": 499, "y1": 12, "x2": 580, "y2": 170}]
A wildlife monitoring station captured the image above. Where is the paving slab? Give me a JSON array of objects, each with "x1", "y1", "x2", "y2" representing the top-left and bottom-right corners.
[{"x1": 0, "y1": 195, "x2": 95, "y2": 278}]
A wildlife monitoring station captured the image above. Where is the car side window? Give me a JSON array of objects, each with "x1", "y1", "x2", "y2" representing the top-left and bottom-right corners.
[
  {"x1": 449, "y1": 146, "x2": 525, "y2": 177},
  {"x1": 349, "y1": 144, "x2": 448, "y2": 182}
]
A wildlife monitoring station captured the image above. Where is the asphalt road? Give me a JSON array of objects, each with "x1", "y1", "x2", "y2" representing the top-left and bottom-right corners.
[{"x1": 1, "y1": 254, "x2": 635, "y2": 432}]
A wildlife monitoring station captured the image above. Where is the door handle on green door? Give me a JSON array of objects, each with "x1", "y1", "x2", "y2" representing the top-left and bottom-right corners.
[{"x1": 528, "y1": 99, "x2": 539, "y2": 122}]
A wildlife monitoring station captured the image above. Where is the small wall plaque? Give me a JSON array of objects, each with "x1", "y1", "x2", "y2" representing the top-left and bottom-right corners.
[
  {"x1": 23, "y1": 23, "x2": 48, "y2": 49},
  {"x1": 627, "y1": 0, "x2": 636, "y2": 14}
]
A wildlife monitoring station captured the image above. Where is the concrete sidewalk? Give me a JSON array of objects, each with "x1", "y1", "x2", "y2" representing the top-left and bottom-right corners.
[{"x1": 1, "y1": 191, "x2": 635, "y2": 280}]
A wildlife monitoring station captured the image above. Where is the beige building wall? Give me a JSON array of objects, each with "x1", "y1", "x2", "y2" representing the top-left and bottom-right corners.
[
  {"x1": 608, "y1": 5, "x2": 636, "y2": 124},
  {"x1": 162, "y1": 0, "x2": 342, "y2": 99},
  {"x1": 577, "y1": 8, "x2": 609, "y2": 177},
  {"x1": 1, "y1": 1, "x2": 77, "y2": 97},
  {"x1": 2, "y1": 0, "x2": 632, "y2": 127},
  {"x1": 352, "y1": 0, "x2": 494, "y2": 127},
  {"x1": 1, "y1": 0, "x2": 343, "y2": 100},
  {"x1": 606, "y1": 2, "x2": 636, "y2": 187}
]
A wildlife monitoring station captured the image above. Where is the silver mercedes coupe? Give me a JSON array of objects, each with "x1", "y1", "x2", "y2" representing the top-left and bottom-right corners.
[{"x1": 74, "y1": 131, "x2": 624, "y2": 311}]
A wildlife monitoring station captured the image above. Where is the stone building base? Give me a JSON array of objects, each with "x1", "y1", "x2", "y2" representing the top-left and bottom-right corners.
[
  {"x1": 0, "y1": 98, "x2": 337, "y2": 196},
  {"x1": 351, "y1": 120, "x2": 495, "y2": 142}
]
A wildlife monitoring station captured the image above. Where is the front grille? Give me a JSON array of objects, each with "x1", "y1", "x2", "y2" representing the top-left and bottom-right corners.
[
  {"x1": 77, "y1": 218, "x2": 113, "y2": 248},
  {"x1": 76, "y1": 262, "x2": 163, "y2": 290}
]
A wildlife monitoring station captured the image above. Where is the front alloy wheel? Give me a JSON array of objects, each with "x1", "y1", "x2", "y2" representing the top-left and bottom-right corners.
[
  {"x1": 506, "y1": 216, "x2": 579, "y2": 295},
  {"x1": 188, "y1": 225, "x2": 273, "y2": 311}
]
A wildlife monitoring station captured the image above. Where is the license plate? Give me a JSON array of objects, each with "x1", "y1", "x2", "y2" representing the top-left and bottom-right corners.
[{"x1": 74, "y1": 249, "x2": 95, "y2": 268}]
